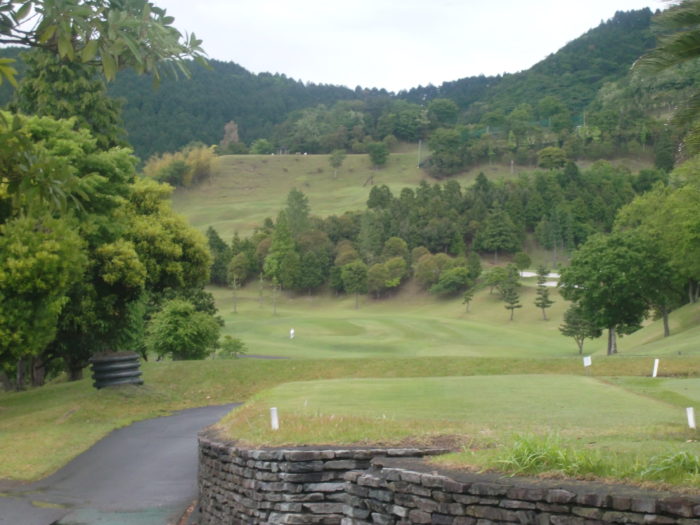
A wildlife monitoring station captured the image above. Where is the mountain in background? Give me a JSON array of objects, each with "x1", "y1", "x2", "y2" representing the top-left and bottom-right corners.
[
  {"x1": 402, "y1": 9, "x2": 656, "y2": 119},
  {"x1": 0, "y1": 8, "x2": 673, "y2": 160}
]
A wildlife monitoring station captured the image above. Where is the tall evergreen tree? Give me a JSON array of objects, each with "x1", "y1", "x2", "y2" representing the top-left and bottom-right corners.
[
  {"x1": 502, "y1": 284, "x2": 522, "y2": 321},
  {"x1": 473, "y1": 208, "x2": 521, "y2": 263},
  {"x1": 534, "y1": 265, "x2": 555, "y2": 320},
  {"x1": 206, "y1": 226, "x2": 232, "y2": 286},
  {"x1": 14, "y1": 50, "x2": 126, "y2": 149}
]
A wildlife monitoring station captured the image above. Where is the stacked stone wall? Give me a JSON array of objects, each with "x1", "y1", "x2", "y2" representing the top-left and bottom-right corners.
[
  {"x1": 345, "y1": 457, "x2": 700, "y2": 525},
  {"x1": 198, "y1": 432, "x2": 700, "y2": 524},
  {"x1": 198, "y1": 431, "x2": 441, "y2": 524}
]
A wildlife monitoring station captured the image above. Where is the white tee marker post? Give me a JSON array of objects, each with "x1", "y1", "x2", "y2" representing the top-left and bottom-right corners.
[
  {"x1": 290, "y1": 328, "x2": 295, "y2": 339},
  {"x1": 270, "y1": 407, "x2": 279, "y2": 430},
  {"x1": 687, "y1": 407, "x2": 696, "y2": 430},
  {"x1": 583, "y1": 356, "x2": 592, "y2": 375},
  {"x1": 652, "y1": 358, "x2": 659, "y2": 378}
]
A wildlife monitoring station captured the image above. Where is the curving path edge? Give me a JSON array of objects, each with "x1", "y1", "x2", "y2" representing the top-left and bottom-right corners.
[{"x1": 0, "y1": 403, "x2": 239, "y2": 525}]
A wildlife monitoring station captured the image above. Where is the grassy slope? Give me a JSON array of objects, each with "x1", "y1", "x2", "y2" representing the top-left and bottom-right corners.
[
  {"x1": 216, "y1": 279, "x2": 700, "y2": 359},
  {"x1": 171, "y1": 150, "x2": 653, "y2": 239},
  {"x1": 171, "y1": 151, "x2": 532, "y2": 239}
]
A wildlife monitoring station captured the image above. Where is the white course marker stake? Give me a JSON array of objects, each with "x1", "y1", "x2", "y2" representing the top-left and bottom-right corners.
[
  {"x1": 652, "y1": 358, "x2": 659, "y2": 378},
  {"x1": 687, "y1": 407, "x2": 696, "y2": 430},
  {"x1": 583, "y1": 356, "x2": 592, "y2": 368},
  {"x1": 270, "y1": 407, "x2": 279, "y2": 430},
  {"x1": 290, "y1": 328, "x2": 295, "y2": 339}
]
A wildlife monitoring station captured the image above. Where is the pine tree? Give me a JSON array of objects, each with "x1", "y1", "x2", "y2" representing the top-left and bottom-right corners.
[
  {"x1": 502, "y1": 284, "x2": 522, "y2": 321},
  {"x1": 534, "y1": 265, "x2": 554, "y2": 320},
  {"x1": 462, "y1": 286, "x2": 475, "y2": 313}
]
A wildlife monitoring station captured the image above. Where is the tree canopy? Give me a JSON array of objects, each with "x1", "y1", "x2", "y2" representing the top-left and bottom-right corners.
[{"x1": 0, "y1": 0, "x2": 205, "y2": 83}]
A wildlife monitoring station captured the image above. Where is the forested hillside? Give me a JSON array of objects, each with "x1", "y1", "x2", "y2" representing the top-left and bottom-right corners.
[
  {"x1": 403, "y1": 9, "x2": 657, "y2": 117},
  {"x1": 0, "y1": 8, "x2": 673, "y2": 163}
]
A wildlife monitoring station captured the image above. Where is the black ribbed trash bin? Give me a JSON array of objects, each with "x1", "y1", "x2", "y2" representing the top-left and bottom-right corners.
[{"x1": 90, "y1": 352, "x2": 144, "y2": 389}]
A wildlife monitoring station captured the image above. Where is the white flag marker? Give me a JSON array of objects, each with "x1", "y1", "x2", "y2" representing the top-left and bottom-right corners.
[
  {"x1": 687, "y1": 407, "x2": 696, "y2": 430},
  {"x1": 270, "y1": 407, "x2": 279, "y2": 430},
  {"x1": 583, "y1": 356, "x2": 592, "y2": 368},
  {"x1": 652, "y1": 358, "x2": 659, "y2": 378}
]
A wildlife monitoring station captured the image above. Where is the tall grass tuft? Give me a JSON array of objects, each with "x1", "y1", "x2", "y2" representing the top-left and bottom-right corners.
[
  {"x1": 494, "y1": 435, "x2": 700, "y2": 486},
  {"x1": 641, "y1": 451, "x2": 700, "y2": 483},
  {"x1": 494, "y1": 434, "x2": 606, "y2": 477}
]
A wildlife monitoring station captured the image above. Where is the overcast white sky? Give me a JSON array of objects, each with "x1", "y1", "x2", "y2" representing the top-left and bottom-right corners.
[{"x1": 164, "y1": 1, "x2": 667, "y2": 93}]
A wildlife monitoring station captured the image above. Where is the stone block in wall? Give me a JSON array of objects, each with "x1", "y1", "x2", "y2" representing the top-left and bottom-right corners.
[
  {"x1": 658, "y1": 496, "x2": 697, "y2": 518},
  {"x1": 305, "y1": 482, "x2": 347, "y2": 493},
  {"x1": 546, "y1": 489, "x2": 577, "y2": 505},
  {"x1": 326, "y1": 460, "x2": 370, "y2": 470},
  {"x1": 629, "y1": 497, "x2": 656, "y2": 514},
  {"x1": 453, "y1": 494, "x2": 481, "y2": 505},
  {"x1": 283, "y1": 492, "x2": 325, "y2": 502},
  {"x1": 430, "y1": 513, "x2": 455, "y2": 525},
  {"x1": 369, "y1": 511, "x2": 394, "y2": 525},
  {"x1": 389, "y1": 504, "x2": 409, "y2": 519},
  {"x1": 421, "y1": 473, "x2": 452, "y2": 489},
  {"x1": 452, "y1": 518, "x2": 477, "y2": 525},
  {"x1": 366, "y1": 498, "x2": 390, "y2": 515},
  {"x1": 343, "y1": 504, "x2": 371, "y2": 520},
  {"x1": 282, "y1": 460, "x2": 326, "y2": 473},
  {"x1": 281, "y1": 471, "x2": 339, "y2": 483},
  {"x1": 468, "y1": 482, "x2": 509, "y2": 497},
  {"x1": 536, "y1": 501, "x2": 570, "y2": 514},
  {"x1": 639, "y1": 515, "x2": 678, "y2": 524},
  {"x1": 283, "y1": 450, "x2": 333, "y2": 461},
  {"x1": 368, "y1": 488, "x2": 393, "y2": 503},
  {"x1": 340, "y1": 519, "x2": 372, "y2": 525},
  {"x1": 357, "y1": 473, "x2": 383, "y2": 488},
  {"x1": 408, "y1": 508, "x2": 432, "y2": 523},
  {"x1": 548, "y1": 515, "x2": 588, "y2": 525},
  {"x1": 570, "y1": 506, "x2": 603, "y2": 520},
  {"x1": 499, "y1": 498, "x2": 536, "y2": 510},
  {"x1": 303, "y1": 502, "x2": 346, "y2": 514},
  {"x1": 437, "y1": 501, "x2": 465, "y2": 515},
  {"x1": 574, "y1": 491, "x2": 609, "y2": 508}
]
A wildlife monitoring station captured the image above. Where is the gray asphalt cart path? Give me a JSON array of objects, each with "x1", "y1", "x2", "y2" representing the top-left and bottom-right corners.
[{"x1": 0, "y1": 403, "x2": 238, "y2": 525}]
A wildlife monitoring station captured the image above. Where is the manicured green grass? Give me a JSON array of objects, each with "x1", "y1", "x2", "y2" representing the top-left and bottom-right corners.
[
  {"x1": 216, "y1": 374, "x2": 700, "y2": 486},
  {"x1": 4, "y1": 352, "x2": 699, "y2": 481},
  {"x1": 217, "y1": 279, "x2": 576, "y2": 359},
  {"x1": 215, "y1": 281, "x2": 700, "y2": 359},
  {"x1": 222, "y1": 375, "x2": 681, "y2": 434}
]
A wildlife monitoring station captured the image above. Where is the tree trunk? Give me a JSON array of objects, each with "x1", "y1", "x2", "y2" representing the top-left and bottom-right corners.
[
  {"x1": 16, "y1": 358, "x2": 25, "y2": 391},
  {"x1": 541, "y1": 307, "x2": 548, "y2": 321},
  {"x1": 30, "y1": 356, "x2": 46, "y2": 387},
  {"x1": 0, "y1": 371, "x2": 11, "y2": 391},
  {"x1": 661, "y1": 304, "x2": 670, "y2": 338},
  {"x1": 69, "y1": 366, "x2": 83, "y2": 381},
  {"x1": 576, "y1": 338, "x2": 584, "y2": 354},
  {"x1": 607, "y1": 327, "x2": 618, "y2": 355},
  {"x1": 509, "y1": 308, "x2": 514, "y2": 321}
]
